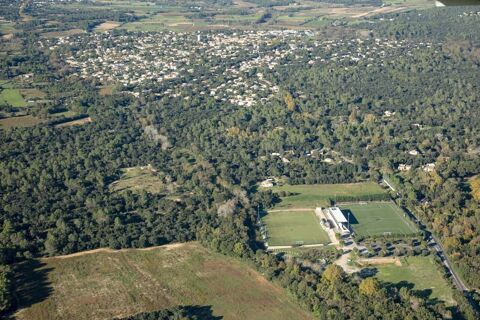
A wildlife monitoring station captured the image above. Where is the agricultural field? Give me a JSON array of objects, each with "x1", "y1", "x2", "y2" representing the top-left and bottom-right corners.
[
  {"x1": 268, "y1": 182, "x2": 387, "y2": 210},
  {"x1": 0, "y1": 115, "x2": 43, "y2": 129},
  {"x1": 374, "y1": 256, "x2": 455, "y2": 305},
  {"x1": 339, "y1": 202, "x2": 418, "y2": 237},
  {"x1": 109, "y1": 166, "x2": 167, "y2": 194},
  {"x1": 262, "y1": 210, "x2": 330, "y2": 246},
  {"x1": 13, "y1": 242, "x2": 311, "y2": 320},
  {"x1": 39, "y1": 0, "x2": 434, "y2": 33},
  {"x1": 0, "y1": 82, "x2": 27, "y2": 108}
]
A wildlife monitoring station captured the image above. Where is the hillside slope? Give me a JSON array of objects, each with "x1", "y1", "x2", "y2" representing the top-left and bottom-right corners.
[{"x1": 13, "y1": 242, "x2": 311, "y2": 320}]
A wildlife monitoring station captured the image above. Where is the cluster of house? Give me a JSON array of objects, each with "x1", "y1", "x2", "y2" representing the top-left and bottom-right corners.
[
  {"x1": 398, "y1": 162, "x2": 436, "y2": 173},
  {"x1": 41, "y1": 30, "x2": 435, "y2": 108}
]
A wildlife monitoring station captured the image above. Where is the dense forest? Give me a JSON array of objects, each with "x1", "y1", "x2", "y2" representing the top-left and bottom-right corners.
[{"x1": 0, "y1": 2, "x2": 479, "y2": 319}]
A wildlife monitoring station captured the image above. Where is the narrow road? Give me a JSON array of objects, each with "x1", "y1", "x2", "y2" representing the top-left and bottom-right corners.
[
  {"x1": 393, "y1": 187, "x2": 468, "y2": 292},
  {"x1": 429, "y1": 235, "x2": 468, "y2": 291}
]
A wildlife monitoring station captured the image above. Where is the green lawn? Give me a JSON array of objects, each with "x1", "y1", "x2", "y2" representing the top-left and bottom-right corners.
[
  {"x1": 268, "y1": 182, "x2": 387, "y2": 210},
  {"x1": 339, "y1": 202, "x2": 418, "y2": 237},
  {"x1": 262, "y1": 210, "x2": 330, "y2": 246},
  {"x1": 375, "y1": 256, "x2": 455, "y2": 305},
  {"x1": 0, "y1": 88, "x2": 27, "y2": 107}
]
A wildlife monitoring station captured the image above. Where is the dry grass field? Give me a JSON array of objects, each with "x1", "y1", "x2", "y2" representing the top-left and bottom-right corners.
[
  {"x1": 13, "y1": 242, "x2": 311, "y2": 320},
  {"x1": 94, "y1": 21, "x2": 121, "y2": 32},
  {"x1": 109, "y1": 166, "x2": 167, "y2": 194},
  {"x1": 54, "y1": 116, "x2": 92, "y2": 128},
  {"x1": 0, "y1": 115, "x2": 43, "y2": 129}
]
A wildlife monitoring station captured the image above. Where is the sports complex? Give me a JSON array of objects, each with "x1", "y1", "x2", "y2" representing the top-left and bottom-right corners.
[{"x1": 260, "y1": 182, "x2": 418, "y2": 248}]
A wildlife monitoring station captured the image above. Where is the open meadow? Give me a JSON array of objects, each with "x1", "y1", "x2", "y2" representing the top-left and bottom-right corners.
[
  {"x1": 0, "y1": 81, "x2": 27, "y2": 107},
  {"x1": 268, "y1": 182, "x2": 387, "y2": 210},
  {"x1": 0, "y1": 115, "x2": 43, "y2": 129},
  {"x1": 375, "y1": 256, "x2": 455, "y2": 305},
  {"x1": 13, "y1": 242, "x2": 311, "y2": 320},
  {"x1": 262, "y1": 210, "x2": 330, "y2": 246},
  {"x1": 109, "y1": 166, "x2": 165, "y2": 194},
  {"x1": 339, "y1": 202, "x2": 418, "y2": 237}
]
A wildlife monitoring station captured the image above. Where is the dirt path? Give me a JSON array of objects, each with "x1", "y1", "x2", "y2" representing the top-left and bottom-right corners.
[
  {"x1": 334, "y1": 252, "x2": 360, "y2": 274},
  {"x1": 43, "y1": 243, "x2": 187, "y2": 260},
  {"x1": 357, "y1": 257, "x2": 402, "y2": 266}
]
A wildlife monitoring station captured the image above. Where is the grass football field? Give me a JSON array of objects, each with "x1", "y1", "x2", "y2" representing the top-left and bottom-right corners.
[
  {"x1": 375, "y1": 256, "x2": 455, "y2": 305},
  {"x1": 339, "y1": 202, "x2": 417, "y2": 237},
  {"x1": 13, "y1": 243, "x2": 311, "y2": 320},
  {"x1": 268, "y1": 182, "x2": 387, "y2": 210},
  {"x1": 262, "y1": 210, "x2": 330, "y2": 246}
]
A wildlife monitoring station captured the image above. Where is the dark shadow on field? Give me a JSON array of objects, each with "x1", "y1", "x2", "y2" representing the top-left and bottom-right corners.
[
  {"x1": 359, "y1": 267, "x2": 378, "y2": 278},
  {"x1": 114, "y1": 305, "x2": 223, "y2": 319},
  {"x1": 383, "y1": 281, "x2": 444, "y2": 306},
  {"x1": 340, "y1": 209, "x2": 359, "y2": 225},
  {"x1": 11, "y1": 259, "x2": 54, "y2": 313},
  {"x1": 183, "y1": 305, "x2": 223, "y2": 319}
]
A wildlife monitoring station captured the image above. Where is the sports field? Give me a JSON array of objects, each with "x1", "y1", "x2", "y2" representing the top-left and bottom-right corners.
[
  {"x1": 339, "y1": 202, "x2": 417, "y2": 237},
  {"x1": 269, "y1": 182, "x2": 387, "y2": 210},
  {"x1": 262, "y1": 210, "x2": 330, "y2": 246},
  {"x1": 375, "y1": 256, "x2": 455, "y2": 305}
]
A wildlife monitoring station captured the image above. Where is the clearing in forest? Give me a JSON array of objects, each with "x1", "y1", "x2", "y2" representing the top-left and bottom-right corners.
[
  {"x1": 375, "y1": 256, "x2": 455, "y2": 305},
  {"x1": 109, "y1": 166, "x2": 167, "y2": 194},
  {"x1": 339, "y1": 202, "x2": 418, "y2": 237},
  {"x1": 262, "y1": 210, "x2": 330, "y2": 246},
  {"x1": 0, "y1": 83, "x2": 28, "y2": 107},
  {"x1": 0, "y1": 115, "x2": 43, "y2": 128},
  {"x1": 13, "y1": 242, "x2": 311, "y2": 320},
  {"x1": 94, "y1": 21, "x2": 121, "y2": 32},
  {"x1": 54, "y1": 116, "x2": 92, "y2": 128}
]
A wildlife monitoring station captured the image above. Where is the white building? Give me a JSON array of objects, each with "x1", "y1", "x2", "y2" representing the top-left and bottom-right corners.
[{"x1": 325, "y1": 207, "x2": 350, "y2": 235}]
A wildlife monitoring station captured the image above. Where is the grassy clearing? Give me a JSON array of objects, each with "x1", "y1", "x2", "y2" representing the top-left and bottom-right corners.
[
  {"x1": 268, "y1": 182, "x2": 387, "y2": 210},
  {"x1": 19, "y1": 88, "x2": 46, "y2": 101},
  {"x1": 263, "y1": 210, "x2": 330, "y2": 246},
  {"x1": 54, "y1": 116, "x2": 92, "y2": 128},
  {"x1": 110, "y1": 166, "x2": 166, "y2": 194},
  {"x1": 0, "y1": 115, "x2": 43, "y2": 128},
  {"x1": 339, "y1": 202, "x2": 418, "y2": 237},
  {"x1": 375, "y1": 256, "x2": 455, "y2": 305},
  {"x1": 94, "y1": 21, "x2": 121, "y2": 32},
  {"x1": 0, "y1": 88, "x2": 27, "y2": 107},
  {"x1": 13, "y1": 242, "x2": 311, "y2": 320}
]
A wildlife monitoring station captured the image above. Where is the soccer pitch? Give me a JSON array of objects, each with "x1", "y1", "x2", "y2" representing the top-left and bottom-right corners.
[
  {"x1": 262, "y1": 210, "x2": 330, "y2": 246},
  {"x1": 268, "y1": 182, "x2": 387, "y2": 210},
  {"x1": 339, "y1": 202, "x2": 418, "y2": 237}
]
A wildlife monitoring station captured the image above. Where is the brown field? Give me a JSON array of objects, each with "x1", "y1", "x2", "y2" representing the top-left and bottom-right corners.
[
  {"x1": 19, "y1": 88, "x2": 46, "y2": 100},
  {"x1": 99, "y1": 85, "x2": 115, "y2": 96},
  {"x1": 13, "y1": 242, "x2": 311, "y2": 320},
  {"x1": 94, "y1": 21, "x2": 121, "y2": 32},
  {"x1": 357, "y1": 257, "x2": 403, "y2": 266},
  {"x1": 0, "y1": 115, "x2": 43, "y2": 128},
  {"x1": 109, "y1": 166, "x2": 168, "y2": 194},
  {"x1": 54, "y1": 116, "x2": 92, "y2": 128}
]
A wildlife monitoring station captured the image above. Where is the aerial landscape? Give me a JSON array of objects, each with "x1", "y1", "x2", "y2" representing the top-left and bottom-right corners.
[{"x1": 0, "y1": 0, "x2": 479, "y2": 319}]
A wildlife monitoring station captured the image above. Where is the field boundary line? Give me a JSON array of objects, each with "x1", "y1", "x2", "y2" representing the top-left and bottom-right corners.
[{"x1": 42, "y1": 242, "x2": 189, "y2": 260}]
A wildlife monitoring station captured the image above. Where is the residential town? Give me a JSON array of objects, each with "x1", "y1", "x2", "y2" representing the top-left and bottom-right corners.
[{"x1": 42, "y1": 30, "x2": 435, "y2": 107}]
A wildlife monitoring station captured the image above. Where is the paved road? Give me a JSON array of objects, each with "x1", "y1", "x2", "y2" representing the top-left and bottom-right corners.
[
  {"x1": 428, "y1": 235, "x2": 468, "y2": 292},
  {"x1": 395, "y1": 191, "x2": 468, "y2": 292}
]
